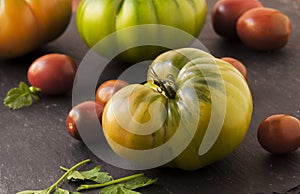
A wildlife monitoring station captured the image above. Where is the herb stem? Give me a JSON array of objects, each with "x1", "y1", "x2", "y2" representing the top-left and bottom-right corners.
[
  {"x1": 59, "y1": 166, "x2": 69, "y2": 171},
  {"x1": 77, "y1": 173, "x2": 144, "y2": 191},
  {"x1": 47, "y1": 159, "x2": 91, "y2": 194}
]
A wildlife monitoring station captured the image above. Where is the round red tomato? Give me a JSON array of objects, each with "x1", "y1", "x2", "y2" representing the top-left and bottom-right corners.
[
  {"x1": 27, "y1": 53, "x2": 77, "y2": 95},
  {"x1": 95, "y1": 79, "x2": 128, "y2": 106},
  {"x1": 257, "y1": 114, "x2": 300, "y2": 154},
  {"x1": 212, "y1": 0, "x2": 262, "y2": 39},
  {"x1": 66, "y1": 101, "x2": 104, "y2": 140},
  {"x1": 237, "y1": 7, "x2": 291, "y2": 51}
]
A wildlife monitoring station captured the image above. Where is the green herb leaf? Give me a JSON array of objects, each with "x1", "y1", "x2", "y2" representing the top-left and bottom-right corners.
[
  {"x1": 63, "y1": 166, "x2": 113, "y2": 183},
  {"x1": 100, "y1": 184, "x2": 120, "y2": 194},
  {"x1": 3, "y1": 82, "x2": 41, "y2": 110},
  {"x1": 66, "y1": 170, "x2": 86, "y2": 181},
  {"x1": 17, "y1": 159, "x2": 91, "y2": 194},
  {"x1": 77, "y1": 173, "x2": 145, "y2": 192},
  {"x1": 100, "y1": 184, "x2": 141, "y2": 194},
  {"x1": 54, "y1": 188, "x2": 70, "y2": 194},
  {"x1": 124, "y1": 176, "x2": 158, "y2": 190},
  {"x1": 118, "y1": 186, "x2": 141, "y2": 194},
  {"x1": 53, "y1": 188, "x2": 81, "y2": 194}
]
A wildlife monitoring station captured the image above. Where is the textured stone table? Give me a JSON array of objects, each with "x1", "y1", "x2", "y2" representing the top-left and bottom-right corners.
[{"x1": 1, "y1": 0, "x2": 299, "y2": 193}]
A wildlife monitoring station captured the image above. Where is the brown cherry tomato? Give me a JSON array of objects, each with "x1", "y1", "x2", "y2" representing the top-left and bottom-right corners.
[
  {"x1": 95, "y1": 79, "x2": 128, "y2": 106},
  {"x1": 221, "y1": 57, "x2": 248, "y2": 81},
  {"x1": 72, "y1": 0, "x2": 81, "y2": 12},
  {"x1": 257, "y1": 114, "x2": 300, "y2": 154},
  {"x1": 212, "y1": 0, "x2": 262, "y2": 39},
  {"x1": 27, "y1": 53, "x2": 77, "y2": 95},
  {"x1": 66, "y1": 101, "x2": 104, "y2": 140},
  {"x1": 237, "y1": 7, "x2": 291, "y2": 51}
]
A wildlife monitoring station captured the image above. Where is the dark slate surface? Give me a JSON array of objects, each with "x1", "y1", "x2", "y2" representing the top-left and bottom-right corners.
[{"x1": 0, "y1": 0, "x2": 299, "y2": 193}]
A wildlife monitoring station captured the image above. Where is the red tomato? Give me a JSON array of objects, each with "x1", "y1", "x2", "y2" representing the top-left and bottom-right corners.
[
  {"x1": 66, "y1": 101, "x2": 104, "y2": 140},
  {"x1": 212, "y1": 0, "x2": 262, "y2": 39},
  {"x1": 27, "y1": 53, "x2": 77, "y2": 95},
  {"x1": 257, "y1": 114, "x2": 300, "y2": 154},
  {"x1": 95, "y1": 79, "x2": 128, "y2": 106},
  {"x1": 221, "y1": 57, "x2": 248, "y2": 81},
  {"x1": 72, "y1": 0, "x2": 81, "y2": 12},
  {"x1": 237, "y1": 7, "x2": 291, "y2": 51}
]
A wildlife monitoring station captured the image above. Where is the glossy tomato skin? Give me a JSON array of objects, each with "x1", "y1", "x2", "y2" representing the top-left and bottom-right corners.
[
  {"x1": 102, "y1": 48, "x2": 253, "y2": 170},
  {"x1": 237, "y1": 7, "x2": 291, "y2": 51},
  {"x1": 66, "y1": 101, "x2": 104, "y2": 140},
  {"x1": 257, "y1": 114, "x2": 300, "y2": 154},
  {"x1": 0, "y1": 0, "x2": 72, "y2": 59},
  {"x1": 221, "y1": 57, "x2": 248, "y2": 81},
  {"x1": 212, "y1": 0, "x2": 262, "y2": 39},
  {"x1": 95, "y1": 80, "x2": 128, "y2": 106},
  {"x1": 76, "y1": 0, "x2": 207, "y2": 63},
  {"x1": 27, "y1": 54, "x2": 77, "y2": 95}
]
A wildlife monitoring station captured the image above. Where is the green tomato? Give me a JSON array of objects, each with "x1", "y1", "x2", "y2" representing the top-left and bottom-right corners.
[
  {"x1": 102, "y1": 48, "x2": 253, "y2": 170},
  {"x1": 76, "y1": 0, "x2": 207, "y2": 63}
]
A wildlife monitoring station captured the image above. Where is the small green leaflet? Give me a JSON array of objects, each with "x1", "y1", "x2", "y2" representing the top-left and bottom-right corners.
[
  {"x1": 124, "y1": 176, "x2": 158, "y2": 190},
  {"x1": 100, "y1": 184, "x2": 140, "y2": 194},
  {"x1": 3, "y1": 81, "x2": 41, "y2": 110},
  {"x1": 100, "y1": 176, "x2": 158, "y2": 194},
  {"x1": 16, "y1": 159, "x2": 91, "y2": 194},
  {"x1": 62, "y1": 166, "x2": 113, "y2": 183},
  {"x1": 16, "y1": 159, "x2": 157, "y2": 194},
  {"x1": 53, "y1": 188, "x2": 81, "y2": 194}
]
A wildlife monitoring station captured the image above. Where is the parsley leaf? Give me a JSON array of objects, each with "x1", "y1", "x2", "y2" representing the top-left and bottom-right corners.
[
  {"x1": 3, "y1": 82, "x2": 41, "y2": 110},
  {"x1": 16, "y1": 159, "x2": 91, "y2": 194},
  {"x1": 78, "y1": 174, "x2": 157, "y2": 193},
  {"x1": 124, "y1": 176, "x2": 158, "y2": 190},
  {"x1": 100, "y1": 184, "x2": 140, "y2": 194},
  {"x1": 53, "y1": 188, "x2": 81, "y2": 194},
  {"x1": 100, "y1": 184, "x2": 120, "y2": 194},
  {"x1": 61, "y1": 166, "x2": 113, "y2": 183},
  {"x1": 16, "y1": 159, "x2": 158, "y2": 194}
]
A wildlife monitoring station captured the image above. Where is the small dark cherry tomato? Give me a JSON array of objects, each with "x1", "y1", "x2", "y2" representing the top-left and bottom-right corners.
[
  {"x1": 72, "y1": 0, "x2": 81, "y2": 12},
  {"x1": 212, "y1": 0, "x2": 262, "y2": 39},
  {"x1": 221, "y1": 57, "x2": 248, "y2": 81},
  {"x1": 237, "y1": 7, "x2": 291, "y2": 51},
  {"x1": 66, "y1": 101, "x2": 104, "y2": 140},
  {"x1": 257, "y1": 114, "x2": 300, "y2": 154},
  {"x1": 27, "y1": 53, "x2": 77, "y2": 95},
  {"x1": 95, "y1": 79, "x2": 128, "y2": 106}
]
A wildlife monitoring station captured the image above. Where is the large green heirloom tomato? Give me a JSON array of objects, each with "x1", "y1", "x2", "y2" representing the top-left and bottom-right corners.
[
  {"x1": 76, "y1": 0, "x2": 207, "y2": 63},
  {"x1": 0, "y1": 0, "x2": 72, "y2": 59},
  {"x1": 102, "y1": 48, "x2": 253, "y2": 170}
]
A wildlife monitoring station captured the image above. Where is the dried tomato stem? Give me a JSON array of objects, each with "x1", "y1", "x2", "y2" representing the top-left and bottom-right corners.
[{"x1": 150, "y1": 68, "x2": 177, "y2": 99}]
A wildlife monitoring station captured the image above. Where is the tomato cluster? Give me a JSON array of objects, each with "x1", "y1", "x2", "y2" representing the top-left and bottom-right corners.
[
  {"x1": 2, "y1": 0, "x2": 298, "y2": 171},
  {"x1": 66, "y1": 80, "x2": 128, "y2": 140},
  {"x1": 212, "y1": 0, "x2": 291, "y2": 51}
]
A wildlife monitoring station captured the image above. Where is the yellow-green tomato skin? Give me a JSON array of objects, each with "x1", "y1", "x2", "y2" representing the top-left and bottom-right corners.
[
  {"x1": 102, "y1": 48, "x2": 253, "y2": 170},
  {"x1": 76, "y1": 0, "x2": 207, "y2": 62}
]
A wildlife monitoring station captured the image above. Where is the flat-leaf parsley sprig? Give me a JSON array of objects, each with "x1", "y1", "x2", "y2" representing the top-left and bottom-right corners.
[
  {"x1": 3, "y1": 81, "x2": 41, "y2": 110},
  {"x1": 16, "y1": 159, "x2": 91, "y2": 194},
  {"x1": 16, "y1": 159, "x2": 157, "y2": 194}
]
